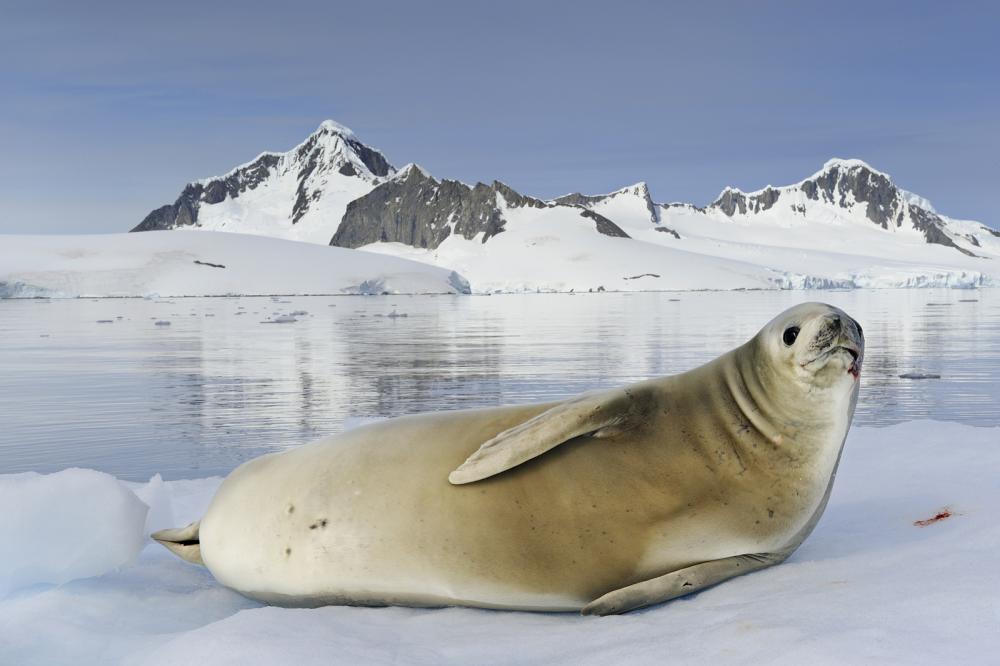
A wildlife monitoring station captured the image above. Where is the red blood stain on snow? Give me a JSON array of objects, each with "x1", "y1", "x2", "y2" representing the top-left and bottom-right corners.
[{"x1": 913, "y1": 509, "x2": 952, "y2": 527}]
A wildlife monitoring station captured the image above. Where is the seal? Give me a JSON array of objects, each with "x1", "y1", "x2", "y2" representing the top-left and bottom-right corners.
[{"x1": 154, "y1": 302, "x2": 863, "y2": 615}]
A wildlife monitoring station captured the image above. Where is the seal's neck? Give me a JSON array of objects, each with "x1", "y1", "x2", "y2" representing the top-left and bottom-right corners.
[{"x1": 724, "y1": 341, "x2": 844, "y2": 453}]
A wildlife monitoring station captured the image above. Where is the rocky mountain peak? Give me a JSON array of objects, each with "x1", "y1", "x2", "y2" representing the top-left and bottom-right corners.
[
  {"x1": 330, "y1": 168, "x2": 546, "y2": 250},
  {"x1": 296, "y1": 120, "x2": 394, "y2": 181},
  {"x1": 708, "y1": 159, "x2": 976, "y2": 256},
  {"x1": 331, "y1": 168, "x2": 626, "y2": 250},
  {"x1": 131, "y1": 120, "x2": 395, "y2": 236},
  {"x1": 710, "y1": 158, "x2": 902, "y2": 226},
  {"x1": 552, "y1": 181, "x2": 657, "y2": 225}
]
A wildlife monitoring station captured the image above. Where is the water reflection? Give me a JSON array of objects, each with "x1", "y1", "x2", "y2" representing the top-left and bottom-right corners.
[{"x1": 1, "y1": 290, "x2": 997, "y2": 480}]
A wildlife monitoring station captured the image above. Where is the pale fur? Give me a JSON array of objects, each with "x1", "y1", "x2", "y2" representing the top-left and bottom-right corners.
[{"x1": 154, "y1": 302, "x2": 863, "y2": 614}]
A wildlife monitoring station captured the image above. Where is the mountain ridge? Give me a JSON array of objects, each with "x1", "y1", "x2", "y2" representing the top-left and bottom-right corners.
[{"x1": 129, "y1": 119, "x2": 999, "y2": 292}]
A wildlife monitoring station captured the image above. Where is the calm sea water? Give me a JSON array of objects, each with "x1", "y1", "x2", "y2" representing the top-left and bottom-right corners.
[{"x1": 1, "y1": 290, "x2": 997, "y2": 480}]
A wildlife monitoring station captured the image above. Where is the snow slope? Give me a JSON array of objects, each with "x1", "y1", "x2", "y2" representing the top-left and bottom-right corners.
[
  {"x1": 0, "y1": 421, "x2": 996, "y2": 665},
  {"x1": 0, "y1": 231, "x2": 469, "y2": 298},
  {"x1": 360, "y1": 201, "x2": 786, "y2": 293},
  {"x1": 360, "y1": 181, "x2": 998, "y2": 292}
]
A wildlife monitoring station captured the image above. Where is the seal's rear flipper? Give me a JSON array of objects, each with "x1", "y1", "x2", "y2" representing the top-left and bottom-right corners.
[{"x1": 152, "y1": 521, "x2": 204, "y2": 565}]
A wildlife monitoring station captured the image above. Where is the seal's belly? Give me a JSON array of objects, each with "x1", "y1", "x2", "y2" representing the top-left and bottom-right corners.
[
  {"x1": 196, "y1": 398, "x2": 836, "y2": 610},
  {"x1": 198, "y1": 405, "x2": 710, "y2": 608}
]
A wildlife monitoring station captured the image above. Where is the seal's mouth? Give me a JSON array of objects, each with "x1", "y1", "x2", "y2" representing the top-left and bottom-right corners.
[
  {"x1": 803, "y1": 344, "x2": 862, "y2": 378},
  {"x1": 842, "y1": 346, "x2": 861, "y2": 379}
]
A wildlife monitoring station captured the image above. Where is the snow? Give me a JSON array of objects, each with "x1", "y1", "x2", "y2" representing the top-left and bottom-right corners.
[
  {"x1": 316, "y1": 119, "x2": 357, "y2": 137},
  {"x1": 362, "y1": 196, "x2": 1000, "y2": 293},
  {"x1": 188, "y1": 120, "x2": 394, "y2": 244},
  {"x1": 392, "y1": 163, "x2": 434, "y2": 180},
  {"x1": 360, "y1": 158, "x2": 1000, "y2": 293},
  {"x1": 0, "y1": 231, "x2": 470, "y2": 298},
  {"x1": 0, "y1": 469, "x2": 147, "y2": 596},
  {"x1": 361, "y1": 206, "x2": 781, "y2": 293},
  {"x1": 568, "y1": 183, "x2": 657, "y2": 226},
  {"x1": 899, "y1": 188, "x2": 937, "y2": 213},
  {"x1": 818, "y1": 157, "x2": 885, "y2": 177},
  {"x1": 0, "y1": 420, "x2": 996, "y2": 664}
]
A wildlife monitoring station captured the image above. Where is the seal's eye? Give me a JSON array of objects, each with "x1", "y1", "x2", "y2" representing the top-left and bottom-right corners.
[{"x1": 782, "y1": 326, "x2": 800, "y2": 346}]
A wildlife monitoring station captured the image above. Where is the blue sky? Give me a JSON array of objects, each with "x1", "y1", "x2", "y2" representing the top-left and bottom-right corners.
[{"x1": 1, "y1": 0, "x2": 997, "y2": 234}]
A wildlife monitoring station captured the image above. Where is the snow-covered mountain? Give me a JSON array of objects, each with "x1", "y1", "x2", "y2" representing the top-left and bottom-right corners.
[
  {"x1": 341, "y1": 158, "x2": 999, "y2": 291},
  {"x1": 331, "y1": 164, "x2": 630, "y2": 250},
  {"x1": 132, "y1": 121, "x2": 394, "y2": 244},
  {"x1": 133, "y1": 120, "x2": 1000, "y2": 292}
]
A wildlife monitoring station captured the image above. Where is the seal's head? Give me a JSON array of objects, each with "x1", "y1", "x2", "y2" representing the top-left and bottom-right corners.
[{"x1": 758, "y1": 302, "x2": 865, "y2": 391}]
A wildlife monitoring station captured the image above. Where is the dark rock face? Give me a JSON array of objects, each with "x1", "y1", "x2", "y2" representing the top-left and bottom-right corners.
[
  {"x1": 493, "y1": 181, "x2": 547, "y2": 210},
  {"x1": 655, "y1": 226, "x2": 681, "y2": 239},
  {"x1": 800, "y1": 164, "x2": 900, "y2": 229},
  {"x1": 343, "y1": 137, "x2": 392, "y2": 178},
  {"x1": 132, "y1": 154, "x2": 284, "y2": 232},
  {"x1": 551, "y1": 192, "x2": 594, "y2": 207},
  {"x1": 908, "y1": 205, "x2": 976, "y2": 256},
  {"x1": 711, "y1": 186, "x2": 781, "y2": 216},
  {"x1": 332, "y1": 168, "x2": 550, "y2": 249},
  {"x1": 580, "y1": 209, "x2": 630, "y2": 238},
  {"x1": 712, "y1": 189, "x2": 747, "y2": 216},
  {"x1": 663, "y1": 202, "x2": 706, "y2": 214},
  {"x1": 713, "y1": 164, "x2": 902, "y2": 228}
]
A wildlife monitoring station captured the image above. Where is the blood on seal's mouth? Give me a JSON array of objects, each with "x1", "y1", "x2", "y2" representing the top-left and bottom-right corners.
[{"x1": 843, "y1": 347, "x2": 861, "y2": 378}]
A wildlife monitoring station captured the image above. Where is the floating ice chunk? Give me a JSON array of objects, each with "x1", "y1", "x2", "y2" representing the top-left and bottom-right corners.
[
  {"x1": 0, "y1": 469, "x2": 148, "y2": 596},
  {"x1": 131, "y1": 474, "x2": 176, "y2": 536}
]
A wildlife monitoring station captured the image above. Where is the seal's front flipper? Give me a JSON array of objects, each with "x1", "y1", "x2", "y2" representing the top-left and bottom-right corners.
[
  {"x1": 152, "y1": 521, "x2": 204, "y2": 565},
  {"x1": 448, "y1": 386, "x2": 653, "y2": 485},
  {"x1": 581, "y1": 553, "x2": 783, "y2": 616}
]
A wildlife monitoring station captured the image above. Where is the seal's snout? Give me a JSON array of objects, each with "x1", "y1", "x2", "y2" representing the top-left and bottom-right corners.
[{"x1": 793, "y1": 305, "x2": 865, "y2": 381}]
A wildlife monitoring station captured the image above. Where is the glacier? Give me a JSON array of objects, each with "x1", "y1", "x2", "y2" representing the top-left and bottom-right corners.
[{"x1": 0, "y1": 231, "x2": 470, "y2": 298}]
